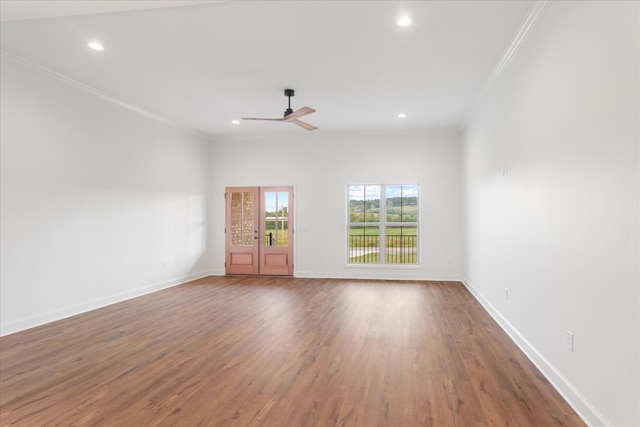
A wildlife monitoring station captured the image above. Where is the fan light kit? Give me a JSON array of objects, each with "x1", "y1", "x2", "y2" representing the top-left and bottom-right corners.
[{"x1": 242, "y1": 89, "x2": 317, "y2": 131}]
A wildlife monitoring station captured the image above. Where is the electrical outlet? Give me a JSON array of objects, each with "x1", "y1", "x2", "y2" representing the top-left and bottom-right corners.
[
  {"x1": 505, "y1": 288, "x2": 509, "y2": 301},
  {"x1": 567, "y1": 331, "x2": 574, "y2": 352}
]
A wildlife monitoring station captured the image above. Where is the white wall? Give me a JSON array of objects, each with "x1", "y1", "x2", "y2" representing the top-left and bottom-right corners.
[
  {"x1": 210, "y1": 129, "x2": 464, "y2": 281},
  {"x1": 0, "y1": 58, "x2": 213, "y2": 336},
  {"x1": 463, "y1": 2, "x2": 639, "y2": 426}
]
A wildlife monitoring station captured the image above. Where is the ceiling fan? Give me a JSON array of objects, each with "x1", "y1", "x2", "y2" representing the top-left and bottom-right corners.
[{"x1": 242, "y1": 89, "x2": 318, "y2": 131}]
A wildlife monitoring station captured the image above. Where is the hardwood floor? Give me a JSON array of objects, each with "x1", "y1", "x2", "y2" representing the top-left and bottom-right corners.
[{"x1": 0, "y1": 276, "x2": 584, "y2": 426}]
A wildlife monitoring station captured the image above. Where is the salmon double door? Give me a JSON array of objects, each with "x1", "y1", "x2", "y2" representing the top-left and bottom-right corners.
[{"x1": 225, "y1": 186, "x2": 294, "y2": 276}]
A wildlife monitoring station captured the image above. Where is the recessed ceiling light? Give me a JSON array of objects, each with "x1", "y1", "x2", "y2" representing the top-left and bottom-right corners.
[
  {"x1": 231, "y1": 120, "x2": 240, "y2": 125},
  {"x1": 397, "y1": 16, "x2": 412, "y2": 27},
  {"x1": 87, "y1": 41, "x2": 104, "y2": 51},
  {"x1": 398, "y1": 113, "x2": 407, "y2": 118}
]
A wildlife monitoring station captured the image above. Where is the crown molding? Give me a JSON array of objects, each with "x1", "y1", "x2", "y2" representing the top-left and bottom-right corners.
[
  {"x1": 466, "y1": 0, "x2": 551, "y2": 121},
  {"x1": 0, "y1": 1, "x2": 224, "y2": 23},
  {"x1": 1, "y1": 49, "x2": 210, "y2": 140}
]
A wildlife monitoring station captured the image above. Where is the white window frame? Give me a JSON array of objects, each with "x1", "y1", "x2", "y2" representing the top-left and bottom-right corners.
[{"x1": 346, "y1": 184, "x2": 419, "y2": 266}]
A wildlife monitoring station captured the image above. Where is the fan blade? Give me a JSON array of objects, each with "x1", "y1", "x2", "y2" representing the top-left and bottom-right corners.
[
  {"x1": 293, "y1": 119, "x2": 318, "y2": 131},
  {"x1": 283, "y1": 106, "x2": 315, "y2": 121},
  {"x1": 242, "y1": 117, "x2": 284, "y2": 121}
]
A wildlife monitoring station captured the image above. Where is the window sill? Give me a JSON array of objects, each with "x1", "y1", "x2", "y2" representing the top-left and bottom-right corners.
[{"x1": 345, "y1": 263, "x2": 422, "y2": 269}]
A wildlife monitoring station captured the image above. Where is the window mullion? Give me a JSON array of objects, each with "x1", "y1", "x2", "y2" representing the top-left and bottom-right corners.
[{"x1": 380, "y1": 185, "x2": 386, "y2": 264}]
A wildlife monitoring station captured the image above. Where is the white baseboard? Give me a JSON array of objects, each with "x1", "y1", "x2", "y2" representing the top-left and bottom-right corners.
[
  {"x1": 294, "y1": 270, "x2": 464, "y2": 282},
  {"x1": 462, "y1": 278, "x2": 612, "y2": 427},
  {"x1": 0, "y1": 270, "x2": 211, "y2": 337},
  {"x1": 205, "y1": 268, "x2": 225, "y2": 276}
]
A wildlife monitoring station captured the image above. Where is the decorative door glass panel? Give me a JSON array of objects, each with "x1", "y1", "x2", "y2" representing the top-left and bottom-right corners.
[{"x1": 231, "y1": 192, "x2": 255, "y2": 246}]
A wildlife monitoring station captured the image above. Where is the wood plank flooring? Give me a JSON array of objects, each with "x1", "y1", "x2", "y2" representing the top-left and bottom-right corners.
[{"x1": 0, "y1": 276, "x2": 585, "y2": 426}]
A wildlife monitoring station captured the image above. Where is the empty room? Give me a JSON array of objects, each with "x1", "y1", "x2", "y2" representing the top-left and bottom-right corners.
[{"x1": 1, "y1": 1, "x2": 638, "y2": 426}]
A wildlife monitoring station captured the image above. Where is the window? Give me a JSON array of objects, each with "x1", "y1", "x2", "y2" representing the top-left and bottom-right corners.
[{"x1": 347, "y1": 184, "x2": 418, "y2": 264}]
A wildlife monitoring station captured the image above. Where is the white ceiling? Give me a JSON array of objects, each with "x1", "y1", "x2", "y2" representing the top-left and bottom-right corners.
[{"x1": 0, "y1": 0, "x2": 535, "y2": 137}]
